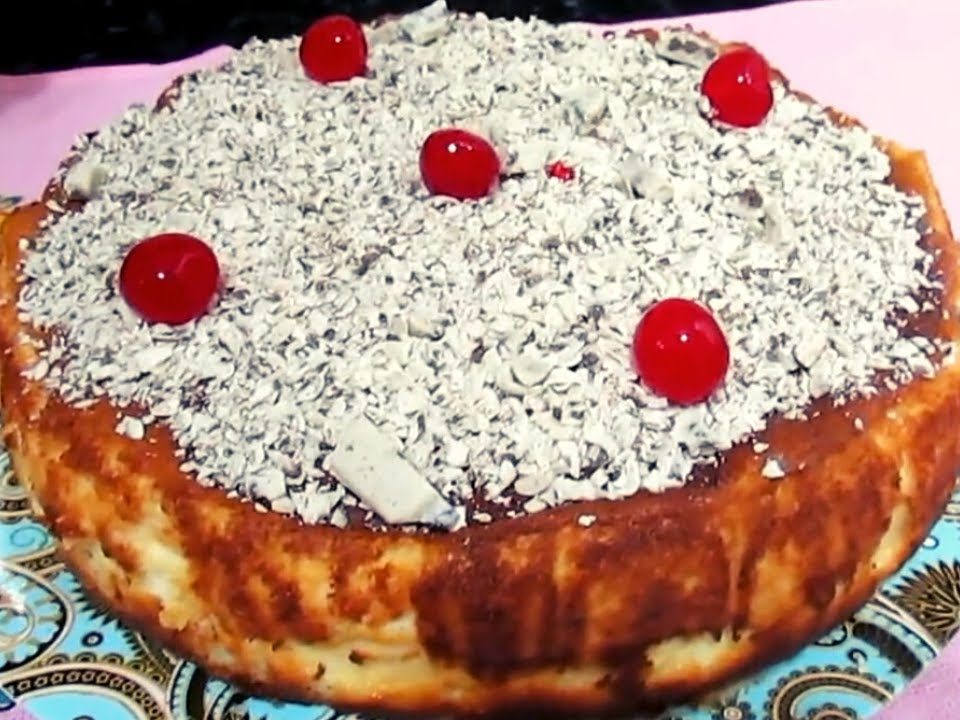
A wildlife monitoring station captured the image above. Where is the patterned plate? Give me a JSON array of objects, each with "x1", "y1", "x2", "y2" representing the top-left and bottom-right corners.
[{"x1": 0, "y1": 445, "x2": 955, "y2": 720}]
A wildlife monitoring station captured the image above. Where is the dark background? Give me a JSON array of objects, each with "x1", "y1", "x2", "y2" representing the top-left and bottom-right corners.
[{"x1": 3, "y1": 0, "x2": 787, "y2": 74}]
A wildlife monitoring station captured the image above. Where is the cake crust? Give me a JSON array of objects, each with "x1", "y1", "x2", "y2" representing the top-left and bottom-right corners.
[{"x1": 1, "y1": 36, "x2": 958, "y2": 717}]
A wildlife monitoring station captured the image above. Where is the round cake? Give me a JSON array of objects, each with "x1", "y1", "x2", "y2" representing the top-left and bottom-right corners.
[{"x1": 2, "y1": 3, "x2": 958, "y2": 716}]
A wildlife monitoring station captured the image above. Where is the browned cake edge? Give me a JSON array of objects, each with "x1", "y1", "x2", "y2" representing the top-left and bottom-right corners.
[{"x1": 0, "y1": 39, "x2": 958, "y2": 719}]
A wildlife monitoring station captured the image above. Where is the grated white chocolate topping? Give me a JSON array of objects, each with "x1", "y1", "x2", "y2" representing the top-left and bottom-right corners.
[{"x1": 18, "y1": 3, "x2": 941, "y2": 529}]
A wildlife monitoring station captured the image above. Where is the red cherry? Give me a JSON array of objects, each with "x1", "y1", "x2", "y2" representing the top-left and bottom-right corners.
[
  {"x1": 632, "y1": 298, "x2": 729, "y2": 405},
  {"x1": 701, "y1": 47, "x2": 773, "y2": 128},
  {"x1": 299, "y1": 15, "x2": 368, "y2": 83},
  {"x1": 546, "y1": 161, "x2": 576, "y2": 182},
  {"x1": 420, "y1": 129, "x2": 501, "y2": 200},
  {"x1": 119, "y1": 233, "x2": 220, "y2": 326}
]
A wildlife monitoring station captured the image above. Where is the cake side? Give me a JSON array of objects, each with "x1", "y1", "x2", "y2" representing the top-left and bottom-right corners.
[{"x1": 1, "y1": 141, "x2": 957, "y2": 716}]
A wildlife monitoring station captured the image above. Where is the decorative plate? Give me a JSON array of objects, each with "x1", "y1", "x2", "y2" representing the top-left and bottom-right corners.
[{"x1": 0, "y1": 438, "x2": 955, "y2": 720}]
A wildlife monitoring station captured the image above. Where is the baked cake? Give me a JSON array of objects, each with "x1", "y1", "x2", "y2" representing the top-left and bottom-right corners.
[{"x1": 2, "y1": 2, "x2": 959, "y2": 716}]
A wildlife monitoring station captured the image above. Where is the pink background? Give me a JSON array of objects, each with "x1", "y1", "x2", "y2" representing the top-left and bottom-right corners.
[
  {"x1": 0, "y1": 0, "x2": 957, "y2": 717},
  {"x1": 0, "y1": 708, "x2": 39, "y2": 720}
]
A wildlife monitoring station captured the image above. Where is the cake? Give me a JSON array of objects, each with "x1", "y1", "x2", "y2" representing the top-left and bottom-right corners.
[{"x1": 1, "y1": 3, "x2": 958, "y2": 716}]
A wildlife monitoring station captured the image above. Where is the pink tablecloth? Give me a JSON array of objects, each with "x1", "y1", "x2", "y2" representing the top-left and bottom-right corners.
[{"x1": 0, "y1": 0, "x2": 957, "y2": 717}]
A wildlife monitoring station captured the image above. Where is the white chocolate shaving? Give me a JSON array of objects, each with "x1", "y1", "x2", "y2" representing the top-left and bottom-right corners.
[{"x1": 326, "y1": 416, "x2": 464, "y2": 528}]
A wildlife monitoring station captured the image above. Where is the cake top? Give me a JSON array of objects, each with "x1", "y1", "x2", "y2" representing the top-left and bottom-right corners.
[{"x1": 19, "y1": 3, "x2": 941, "y2": 530}]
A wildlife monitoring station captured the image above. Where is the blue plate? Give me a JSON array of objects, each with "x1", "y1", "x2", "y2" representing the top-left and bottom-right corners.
[{"x1": 0, "y1": 448, "x2": 956, "y2": 720}]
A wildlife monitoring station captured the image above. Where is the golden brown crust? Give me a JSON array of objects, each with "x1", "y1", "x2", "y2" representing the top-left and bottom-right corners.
[{"x1": 2, "y1": 44, "x2": 959, "y2": 718}]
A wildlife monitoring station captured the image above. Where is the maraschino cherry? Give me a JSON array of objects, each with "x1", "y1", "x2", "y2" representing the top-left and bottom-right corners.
[
  {"x1": 420, "y1": 129, "x2": 501, "y2": 200},
  {"x1": 546, "y1": 161, "x2": 576, "y2": 182},
  {"x1": 701, "y1": 47, "x2": 773, "y2": 128},
  {"x1": 632, "y1": 298, "x2": 729, "y2": 405},
  {"x1": 119, "y1": 233, "x2": 220, "y2": 326},
  {"x1": 299, "y1": 15, "x2": 368, "y2": 83}
]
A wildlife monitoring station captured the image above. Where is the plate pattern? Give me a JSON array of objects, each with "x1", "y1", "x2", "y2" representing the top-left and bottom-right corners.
[{"x1": 0, "y1": 448, "x2": 955, "y2": 720}]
